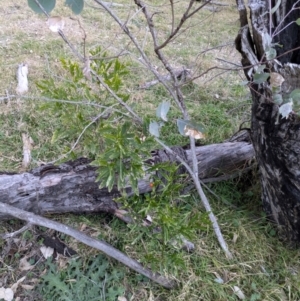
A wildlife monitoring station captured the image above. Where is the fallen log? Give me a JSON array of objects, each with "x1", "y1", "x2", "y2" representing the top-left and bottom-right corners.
[{"x1": 0, "y1": 140, "x2": 254, "y2": 219}]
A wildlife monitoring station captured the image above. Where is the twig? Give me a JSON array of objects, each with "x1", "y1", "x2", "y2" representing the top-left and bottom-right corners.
[
  {"x1": 216, "y1": 58, "x2": 242, "y2": 67},
  {"x1": 0, "y1": 95, "x2": 130, "y2": 116},
  {"x1": 140, "y1": 67, "x2": 191, "y2": 89},
  {"x1": 0, "y1": 203, "x2": 175, "y2": 289},
  {"x1": 154, "y1": 0, "x2": 212, "y2": 51},
  {"x1": 90, "y1": 69, "x2": 142, "y2": 123},
  {"x1": 34, "y1": 0, "x2": 84, "y2": 61},
  {"x1": 97, "y1": 1, "x2": 125, "y2": 8},
  {"x1": 0, "y1": 223, "x2": 32, "y2": 239},
  {"x1": 135, "y1": 0, "x2": 188, "y2": 116},
  {"x1": 48, "y1": 106, "x2": 115, "y2": 164}
]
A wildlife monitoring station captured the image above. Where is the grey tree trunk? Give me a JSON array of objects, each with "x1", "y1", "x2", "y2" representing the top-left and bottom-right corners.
[
  {"x1": 236, "y1": 0, "x2": 300, "y2": 242},
  {"x1": 0, "y1": 141, "x2": 253, "y2": 220}
]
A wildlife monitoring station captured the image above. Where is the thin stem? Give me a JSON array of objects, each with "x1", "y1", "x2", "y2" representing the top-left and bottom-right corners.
[
  {"x1": 170, "y1": 0, "x2": 175, "y2": 34},
  {"x1": 155, "y1": 138, "x2": 233, "y2": 259},
  {"x1": 272, "y1": 1, "x2": 300, "y2": 37},
  {"x1": 155, "y1": 0, "x2": 211, "y2": 51},
  {"x1": 48, "y1": 106, "x2": 115, "y2": 164},
  {"x1": 90, "y1": 69, "x2": 143, "y2": 123},
  {"x1": 34, "y1": 0, "x2": 84, "y2": 60},
  {"x1": 134, "y1": 0, "x2": 187, "y2": 116}
]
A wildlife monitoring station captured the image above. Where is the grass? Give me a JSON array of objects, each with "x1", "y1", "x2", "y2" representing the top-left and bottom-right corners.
[{"x1": 1, "y1": 1, "x2": 300, "y2": 301}]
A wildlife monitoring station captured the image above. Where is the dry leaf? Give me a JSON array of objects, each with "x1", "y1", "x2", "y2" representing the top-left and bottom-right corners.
[
  {"x1": 148, "y1": 290, "x2": 155, "y2": 301},
  {"x1": 40, "y1": 246, "x2": 54, "y2": 259},
  {"x1": 233, "y1": 286, "x2": 245, "y2": 300},
  {"x1": 16, "y1": 63, "x2": 28, "y2": 95},
  {"x1": 145, "y1": 215, "x2": 153, "y2": 223},
  {"x1": 232, "y1": 233, "x2": 239, "y2": 244},
  {"x1": 184, "y1": 126, "x2": 205, "y2": 139},
  {"x1": 11, "y1": 277, "x2": 26, "y2": 293},
  {"x1": 0, "y1": 287, "x2": 14, "y2": 301},
  {"x1": 56, "y1": 255, "x2": 69, "y2": 269},
  {"x1": 22, "y1": 133, "x2": 34, "y2": 169},
  {"x1": 114, "y1": 209, "x2": 129, "y2": 219},
  {"x1": 19, "y1": 257, "x2": 34, "y2": 271},
  {"x1": 46, "y1": 16, "x2": 65, "y2": 32},
  {"x1": 79, "y1": 223, "x2": 87, "y2": 231},
  {"x1": 21, "y1": 284, "x2": 35, "y2": 290},
  {"x1": 270, "y1": 72, "x2": 284, "y2": 88}
]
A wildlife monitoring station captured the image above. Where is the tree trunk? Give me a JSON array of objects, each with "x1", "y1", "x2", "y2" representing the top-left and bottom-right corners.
[
  {"x1": 0, "y1": 141, "x2": 253, "y2": 220},
  {"x1": 236, "y1": 0, "x2": 300, "y2": 243}
]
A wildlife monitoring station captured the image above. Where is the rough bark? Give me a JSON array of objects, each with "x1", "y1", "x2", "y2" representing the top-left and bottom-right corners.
[
  {"x1": 0, "y1": 141, "x2": 254, "y2": 220},
  {"x1": 236, "y1": 0, "x2": 300, "y2": 243}
]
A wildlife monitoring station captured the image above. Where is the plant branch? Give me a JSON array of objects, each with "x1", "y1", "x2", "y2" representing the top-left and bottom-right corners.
[
  {"x1": 93, "y1": 0, "x2": 185, "y2": 116},
  {"x1": 134, "y1": 0, "x2": 188, "y2": 117},
  {"x1": 110, "y1": 0, "x2": 233, "y2": 258},
  {"x1": 48, "y1": 106, "x2": 116, "y2": 164},
  {"x1": 90, "y1": 69, "x2": 142, "y2": 123},
  {"x1": 155, "y1": 0, "x2": 212, "y2": 51},
  {"x1": 34, "y1": 0, "x2": 84, "y2": 60}
]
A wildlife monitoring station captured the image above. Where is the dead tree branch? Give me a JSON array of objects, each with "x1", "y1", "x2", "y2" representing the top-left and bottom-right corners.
[{"x1": 0, "y1": 203, "x2": 175, "y2": 289}]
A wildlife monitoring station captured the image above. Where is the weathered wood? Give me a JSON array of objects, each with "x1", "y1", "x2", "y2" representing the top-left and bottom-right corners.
[
  {"x1": 0, "y1": 141, "x2": 254, "y2": 219},
  {"x1": 0, "y1": 203, "x2": 176, "y2": 289},
  {"x1": 235, "y1": 0, "x2": 300, "y2": 243}
]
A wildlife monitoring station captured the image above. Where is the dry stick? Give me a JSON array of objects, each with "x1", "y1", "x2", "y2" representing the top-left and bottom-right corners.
[
  {"x1": 0, "y1": 203, "x2": 175, "y2": 289},
  {"x1": 1, "y1": 223, "x2": 32, "y2": 239},
  {"x1": 170, "y1": 0, "x2": 175, "y2": 34}
]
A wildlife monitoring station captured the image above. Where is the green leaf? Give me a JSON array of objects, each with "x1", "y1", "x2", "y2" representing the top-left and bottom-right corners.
[
  {"x1": 177, "y1": 119, "x2": 187, "y2": 136},
  {"x1": 273, "y1": 93, "x2": 283, "y2": 105},
  {"x1": 156, "y1": 101, "x2": 171, "y2": 121},
  {"x1": 256, "y1": 64, "x2": 266, "y2": 73},
  {"x1": 266, "y1": 47, "x2": 277, "y2": 60},
  {"x1": 149, "y1": 121, "x2": 161, "y2": 137},
  {"x1": 296, "y1": 18, "x2": 300, "y2": 26},
  {"x1": 290, "y1": 89, "x2": 300, "y2": 102},
  {"x1": 271, "y1": 0, "x2": 281, "y2": 14},
  {"x1": 28, "y1": 0, "x2": 56, "y2": 14},
  {"x1": 253, "y1": 72, "x2": 270, "y2": 84},
  {"x1": 65, "y1": 0, "x2": 84, "y2": 14}
]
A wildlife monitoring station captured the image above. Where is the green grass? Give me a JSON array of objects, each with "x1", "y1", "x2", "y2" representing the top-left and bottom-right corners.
[{"x1": 1, "y1": 1, "x2": 300, "y2": 301}]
